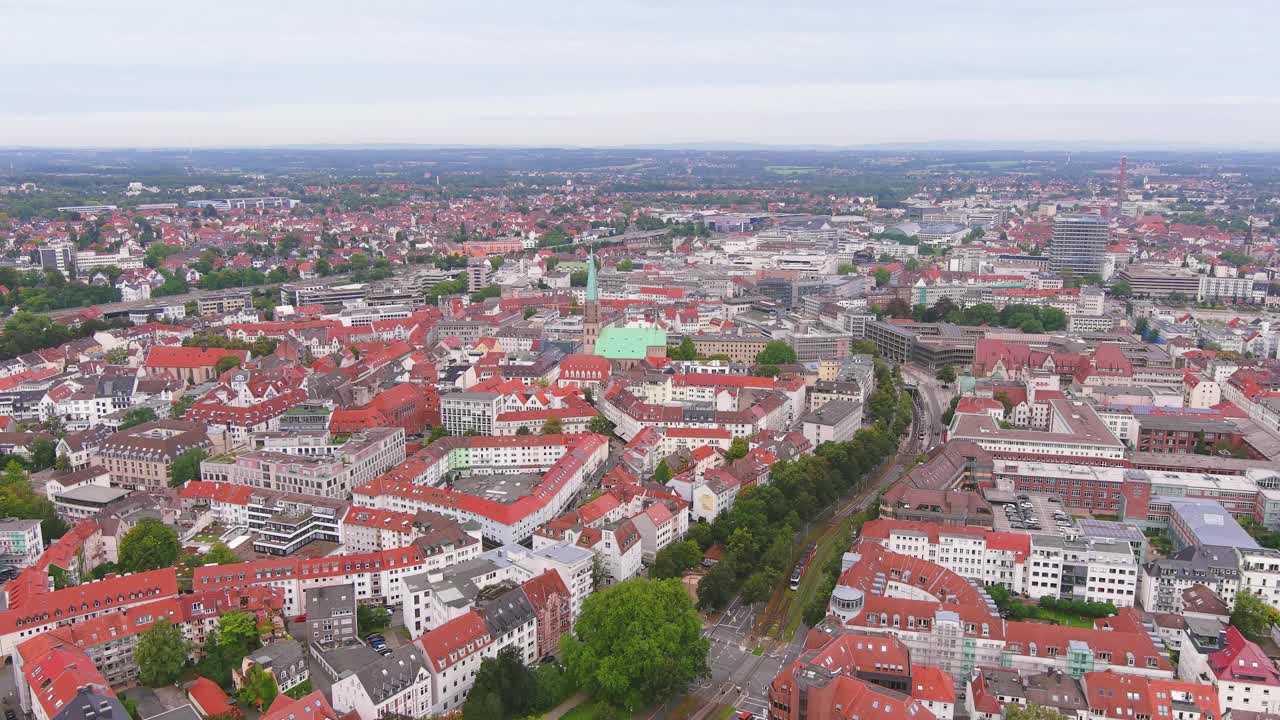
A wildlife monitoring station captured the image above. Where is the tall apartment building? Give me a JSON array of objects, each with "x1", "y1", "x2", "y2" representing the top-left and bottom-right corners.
[
  {"x1": 92, "y1": 420, "x2": 214, "y2": 491},
  {"x1": 440, "y1": 392, "x2": 502, "y2": 435},
  {"x1": 0, "y1": 519, "x2": 43, "y2": 567},
  {"x1": 1049, "y1": 215, "x2": 1108, "y2": 276},
  {"x1": 466, "y1": 257, "x2": 492, "y2": 293}
]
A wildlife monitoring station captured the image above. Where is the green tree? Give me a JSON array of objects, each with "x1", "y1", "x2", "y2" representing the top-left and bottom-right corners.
[
  {"x1": 1040, "y1": 307, "x2": 1067, "y2": 332},
  {"x1": 756, "y1": 340, "x2": 797, "y2": 366},
  {"x1": 541, "y1": 417, "x2": 563, "y2": 435},
  {"x1": 463, "y1": 647, "x2": 535, "y2": 720},
  {"x1": 134, "y1": 619, "x2": 189, "y2": 687},
  {"x1": 1004, "y1": 705, "x2": 1064, "y2": 720},
  {"x1": 515, "y1": 426, "x2": 532, "y2": 436},
  {"x1": 1232, "y1": 592, "x2": 1280, "y2": 640},
  {"x1": 650, "y1": 540, "x2": 701, "y2": 580},
  {"x1": 218, "y1": 610, "x2": 262, "y2": 657},
  {"x1": 214, "y1": 355, "x2": 242, "y2": 374},
  {"x1": 119, "y1": 407, "x2": 158, "y2": 430},
  {"x1": 696, "y1": 564, "x2": 735, "y2": 610},
  {"x1": 0, "y1": 460, "x2": 68, "y2": 539},
  {"x1": 725, "y1": 437, "x2": 749, "y2": 461},
  {"x1": 616, "y1": 259, "x2": 633, "y2": 272},
  {"x1": 667, "y1": 335, "x2": 697, "y2": 361},
  {"x1": 205, "y1": 542, "x2": 240, "y2": 565},
  {"x1": 357, "y1": 605, "x2": 391, "y2": 635},
  {"x1": 653, "y1": 459, "x2": 673, "y2": 484},
  {"x1": 54, "y1": 454, "x2": 70, "y2": 472},
  {"x1": 740, "y1": 570, "x2": 777, "y2": 604},
  {"x1": 936, "y1": 365, "x2": 956, "y2": 384},
  {"x1": 874, "y1": 268, "x2": 891, "y2": 287},
  {"x1": 1110, "y1": 280, "x2": 1132, "y2": 298},
  {"x1": 170, "y1": 448, "x2": 208, "y2": 487},
  {"x1": 851, "y1": 339, "x2": 879, "y2": 356},
  {"x1": 31, "y1": 438, "x2": 56, "y2": 470},
  {"x1": 564, "y1": 578, "x2": 709, "y2": 711},
  {"x1": 119, "y1": 518, "x2": 179, "y2": 573},
  {"x1": 587, "y1": 415, "x2": 613, "y2": 436},
  {"x1": 427, "y1": 425, "x2": 449, "y2": 444},
  {"x1": 238, "y1": 662, "x2": 279, "y2": 709}
]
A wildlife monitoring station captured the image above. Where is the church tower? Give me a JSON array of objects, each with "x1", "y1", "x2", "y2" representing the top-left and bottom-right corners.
[{"x1": 582, "y1": 249, "x2": 601, "y2": 354}]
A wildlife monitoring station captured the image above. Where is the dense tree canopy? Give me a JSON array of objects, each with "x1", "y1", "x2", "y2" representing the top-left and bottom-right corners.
[
  {"x1": 0, "y1": 461, "x2": 67, "y2": 540},
  {"x1": 755, "y1": 340, "x2": 797, "y2": 366},
  {"x1": 650, "y1": 540, "x2": 702, "y2": 580},
  {"x1": 170, "y1": 448, "x2": 208, "y2": 487},
  {"x1": 119, "y1": 518, "x2": 180, "y2": 573},
  {"x1": 135, "y1": 619, "x2": 189, "y2": 687},
  {"x1": 1232, "y1": 592, "x2": 1280, "y2": 640},
  {"x1": 564, "y1": 578, "x2": 708, "y2": 711}
]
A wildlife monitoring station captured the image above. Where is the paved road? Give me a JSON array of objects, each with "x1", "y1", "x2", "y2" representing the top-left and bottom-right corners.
[
  {"x1": 900, "y1": 364, "x2": 952, "y2": 451},
  {"x1": 678, "y1": 368, "x2": 931, "y2": 719},
  {"x1": 697, "y1": 595, "x2": 806, "y2": 718}
]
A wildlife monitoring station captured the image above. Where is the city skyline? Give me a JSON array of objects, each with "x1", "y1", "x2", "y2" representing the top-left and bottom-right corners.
[{"x1": 4, "y1": 1, "x2": 1278, "y2": 148}]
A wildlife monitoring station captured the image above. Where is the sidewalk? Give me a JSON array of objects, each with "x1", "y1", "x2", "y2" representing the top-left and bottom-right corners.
[{"x1": 543, "y1": 691, "x2": 589, "y2": 720}]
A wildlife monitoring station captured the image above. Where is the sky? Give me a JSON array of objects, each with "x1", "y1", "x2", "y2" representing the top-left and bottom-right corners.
[{"x1": 2, "y1": 0, "x2": 1278, "y2": 149}]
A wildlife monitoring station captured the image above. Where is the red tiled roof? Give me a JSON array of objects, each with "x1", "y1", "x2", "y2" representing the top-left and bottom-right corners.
[
  {"x1": 1209, "y1": 626, "x2": 1280, "y2": 686},
  {"x1": 189, "y1": 677, "x2": 236, "y2": 717},
  {"x1": 145, "y1": 346, "x2": 248, "y2": 369},
  {"x1": 418, "y1": 609, "x2": 491, "y2": 672},
  {"x1": 261, "y1": 691, "x2": 339, "y2": 720}
]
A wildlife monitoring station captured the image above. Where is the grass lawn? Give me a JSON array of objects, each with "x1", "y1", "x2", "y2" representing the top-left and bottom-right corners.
[
  {"x1": 1033, "y1": 609, "x2": 1095, "y2": 628},
  {"x1": 752, "y1": 646, "x2": 764, "y2": 656},
  {"x1": 766, "y1": 165, "x2": 818, "y2": 175}
]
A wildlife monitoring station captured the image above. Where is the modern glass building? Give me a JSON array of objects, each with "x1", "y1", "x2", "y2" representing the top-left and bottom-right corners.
[{"x1": 1048, "y1": 215, "x2": 1109, "y2": 275}]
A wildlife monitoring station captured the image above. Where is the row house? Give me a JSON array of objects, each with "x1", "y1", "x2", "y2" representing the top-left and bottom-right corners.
[
  {"x1": 192, "y1": 535, "x2": 482, "y2": 617},
  {"x1": 0, "y1": 568, "x2": 179, "y2": 656},
  {"x1": 352, "y1": 434, "x2": 609, "y2": 545}
]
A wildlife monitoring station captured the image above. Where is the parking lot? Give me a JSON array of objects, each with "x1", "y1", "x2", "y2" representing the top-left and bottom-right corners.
[{"x1": 992, "y1": 494, "x2": 1075, "y2": 536}]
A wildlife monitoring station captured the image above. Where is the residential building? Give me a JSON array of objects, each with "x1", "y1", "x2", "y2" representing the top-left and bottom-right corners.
[
  {"x1": 241, "y1": 639, "x2": 308, "y2": 693},
  {"x1": 305, "y1": 584, "x2": 357, "y2": 646},
  {"x1": 92, "y1": 420, "x2": 213, "y2": 491},
  {"x1": 0, "y1": 518, "x2": 43, "y2": 567},
  {"x1": 330, "y1": 644, "x2": 432, "y2": 720},
  {"x1": 800, "y1": 398, "x2": 863, "y2": 447}
]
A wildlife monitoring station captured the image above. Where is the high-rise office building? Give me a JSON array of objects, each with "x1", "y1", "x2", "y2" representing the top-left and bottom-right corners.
[
  {"x1": 1048, "y1": 215, "x2": 1108, "y2": 275},
  {"x1": 466, "y1": 256, "x2": 492, "y2": 292}
]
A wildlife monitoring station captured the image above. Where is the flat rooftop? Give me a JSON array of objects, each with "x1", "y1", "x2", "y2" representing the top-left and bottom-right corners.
[{"x1": 451, "y1": 472, "x2": 542, "y2": 505}]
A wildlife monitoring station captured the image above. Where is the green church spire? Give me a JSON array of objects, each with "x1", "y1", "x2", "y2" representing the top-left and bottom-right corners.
[{"x1": 586, "y1": 247, "x2": 598, "y2": 302}]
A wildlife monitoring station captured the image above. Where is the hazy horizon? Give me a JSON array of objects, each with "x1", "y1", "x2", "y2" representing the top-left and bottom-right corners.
[{"x1": 5, "y1": 1, "x2": 1277, "y2": 149}]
